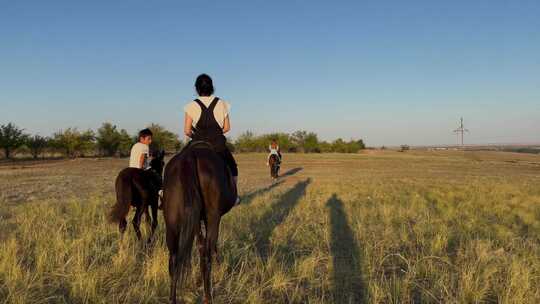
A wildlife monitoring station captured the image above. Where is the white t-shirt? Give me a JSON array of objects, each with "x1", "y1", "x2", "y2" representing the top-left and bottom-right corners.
[
  {"x1": 129, "y1": 142, "x2": 150, "y2": 169},
  {"x1": 184, "y1": 95, "x2": 231, "y2": 128}
]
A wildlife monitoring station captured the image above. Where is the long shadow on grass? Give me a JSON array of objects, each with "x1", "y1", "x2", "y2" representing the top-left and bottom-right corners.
[
  {"x1": 326, "y1": 194, "x2": 367, "y2": 303},
  {"x1": 252, "y1": 178, "x2": 311, "y2": 259},
  {"x1": 240, "y1": 167, "x2": 302, "y2": 206},
  {"x1": 280, "y1": 167, "x2": 303, "y2": 177},
  {"x1": 241, "y1": 180, "x2": 285, "y2": 205}
]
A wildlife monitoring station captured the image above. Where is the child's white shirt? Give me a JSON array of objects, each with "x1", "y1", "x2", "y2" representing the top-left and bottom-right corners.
[
  {"x1": 268, "y1": 145, "x2": 280, "y2": 157},
  {"x1": 129, "y1": 143, "x2": 149, "y2": 169}
]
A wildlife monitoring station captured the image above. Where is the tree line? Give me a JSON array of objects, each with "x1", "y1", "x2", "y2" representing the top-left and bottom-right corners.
[
  {"x1": 0, "y1": 122, "x2": 181, "y2": 159},
  {"x1": 0, "y1": 122, "x2": 365, "y2": 159},
  {"x1": 234, "y1": 130, "x2": 365, "y2": 153}
]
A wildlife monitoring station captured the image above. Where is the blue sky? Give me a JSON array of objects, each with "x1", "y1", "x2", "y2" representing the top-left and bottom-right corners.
[{"x1": 1, "y1": 0, "x2": 539, "y2": 146}]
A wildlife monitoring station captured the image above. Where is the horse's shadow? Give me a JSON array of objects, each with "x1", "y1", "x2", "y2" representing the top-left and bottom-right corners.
[
  {"x1": 280, "y1": 167, "x2": 303, "y2": 177},
  {"x1": 241, "y1": 180, "x2": 285, "y2": 205},
  {"x1": 326, "y1": 194, "x2": 367, "y2": 303},
  {"x1": 131, "y1": 228, "x2": 160, "y2": 264},
  {"x1": 240, "y1": 167, "x2": 302, "y2": 206}
]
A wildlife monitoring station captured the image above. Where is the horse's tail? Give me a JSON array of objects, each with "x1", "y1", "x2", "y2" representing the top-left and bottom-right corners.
[
  {"x1": 175, "y1": 151, "x2": 202, "y2": 285},
  {"x1": 109, "y1": 172, "x2": 132, "y2": 223}
]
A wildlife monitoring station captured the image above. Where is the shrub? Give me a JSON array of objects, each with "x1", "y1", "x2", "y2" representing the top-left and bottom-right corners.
[
  {"x1": 26, "y1": 135, "x2": 50, "y2": 159},
  {"x1": 96, "y1": 122, "x2": 123, "y2": 157},
  {"x1": 53, "y1": 128, "x2": 96, "y2": 158},
  {"x1": 147, "y1": 123, "x2": 182, "y2": 153},
  {"x1": 0, "y1": 123, "x2": 28, "y2": 159}
]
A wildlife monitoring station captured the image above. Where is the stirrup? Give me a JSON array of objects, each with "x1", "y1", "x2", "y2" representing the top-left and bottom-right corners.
[{"x1": 158, "y1": 190, "x2": 164, "y2": 209}]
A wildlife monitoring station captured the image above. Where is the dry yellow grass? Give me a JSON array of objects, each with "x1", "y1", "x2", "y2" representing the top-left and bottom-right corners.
[{"x1": 1, "y1": 151, "x2": 539, "y2": 303}]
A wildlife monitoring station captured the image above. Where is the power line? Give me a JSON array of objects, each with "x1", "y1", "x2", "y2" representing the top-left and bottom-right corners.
[{"x1": 453, "y1": 117, "x2": 469, "y2": 146}]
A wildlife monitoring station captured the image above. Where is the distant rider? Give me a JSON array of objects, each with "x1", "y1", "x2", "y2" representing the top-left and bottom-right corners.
[{"x1": 267, "y1": 139, "x2": 282, "y2": 166}]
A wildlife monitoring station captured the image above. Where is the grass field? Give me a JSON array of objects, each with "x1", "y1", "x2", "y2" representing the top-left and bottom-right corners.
[{"x1": 1, "y1": 151, "x2": 539, "y2": 303}]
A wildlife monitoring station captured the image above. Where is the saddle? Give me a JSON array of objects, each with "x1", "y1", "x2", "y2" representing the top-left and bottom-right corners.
[
  {"x1": 189, "y1": 140, "x2": 215, "y2": 149},
  {"x1": 181, "y1": 140, "x2": 216, "y2": 155}
]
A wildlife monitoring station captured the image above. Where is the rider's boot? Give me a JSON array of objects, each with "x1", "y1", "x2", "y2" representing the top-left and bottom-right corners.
[{"x1": 158, "y1": 189, "x2": 164, "y2": 209}]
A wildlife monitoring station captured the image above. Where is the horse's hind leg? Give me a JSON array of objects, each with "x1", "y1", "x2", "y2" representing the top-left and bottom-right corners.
[
  {"x1": 119, "y1": 218, "x2": 127, "y2": 234},
  {"x1": 197, "y1": 225, "x2": 207, "y2": 288},
  {"x1": 132, "y1": 207, "x2": 144, "y2": 240},
  {"x1": 143, "y1": 206, "x2": 152, "y2": 245},
  {"x1": 147, "y1": 199, "x2": 158, "y2": 244},
  {"x1": 207, "y1": 216, "x2": 221, "y2": 264},
  {"x1": 204, "y1": 221, "x2": 221, "y2": 265},
  {"x1": 201, "y1": 215, "x2": 221, "y2": 304},
  {"x1": 196, "y1": 219, "x2": 216, "y2": 304},
  {"x1": 167, "y1": 230, "x2": 179, "y2": 304},
  {"x1": 213, "y1": 245, "x2": 221, "y2": 264},
  {"x1": 144, "y1": 207, "x2": 151, "y2": 228}
]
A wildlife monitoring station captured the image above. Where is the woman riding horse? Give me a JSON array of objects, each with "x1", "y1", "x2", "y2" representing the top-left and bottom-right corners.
[
  {"x1": 163, "y1": 74, "x2": 239, "y2": 304},
  {"x1": 183, "y1": 74, "x2": 240, "y2": 204}
]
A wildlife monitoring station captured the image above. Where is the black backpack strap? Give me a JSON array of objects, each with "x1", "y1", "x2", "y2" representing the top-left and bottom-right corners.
[
  {"x1": 194, "y1": 99, "x2": 207, "y2": 110},
  {"x1": 208, "y1": 97, "x2": 220, "y2": 111}
]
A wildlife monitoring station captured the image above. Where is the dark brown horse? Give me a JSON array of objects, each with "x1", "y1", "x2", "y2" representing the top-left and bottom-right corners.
[
  {"x1": 109, "y1": 150, "x2": 165, "y2": 243},
  {"x1": 162, "y1": 142, "x2": 237, "y2": 304},
  {"x1": 269, "y1": 154, "x2": 280, "y2": 180}
]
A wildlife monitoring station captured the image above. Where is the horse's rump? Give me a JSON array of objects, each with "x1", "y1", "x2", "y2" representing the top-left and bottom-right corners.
[
  {"x1": 269, "y1": 154, "x2": 280, "y2": 178},
  {"x1": 269, "y1": 153, "x2": 279, "y2": 163},
  {"x1": 163, "y1": 147, "x2": 204, "y2": 286},
  {"x1": 163, "y1": 144, "x2": 229, "y2": 224},
  {"x1": 171, "y1": 142, "x2": 236, "y2": 214}
]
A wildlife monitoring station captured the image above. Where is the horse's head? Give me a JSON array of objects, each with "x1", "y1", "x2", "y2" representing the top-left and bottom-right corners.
[{"x1": 150, "y1": 150, "x2": 165, "y2": 175}]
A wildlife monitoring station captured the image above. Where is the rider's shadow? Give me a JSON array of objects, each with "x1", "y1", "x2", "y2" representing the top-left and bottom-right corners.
[
  {"x1": 251, "y1": 178, "x2": 311, "y2": 260},
  {"x1": 326, "y1": 194, "x2": 366, "y2": 303}
]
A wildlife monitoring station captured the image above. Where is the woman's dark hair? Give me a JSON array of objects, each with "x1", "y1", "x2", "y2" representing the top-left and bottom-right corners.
[
  {"x1": 195, "y1": 74, "x2": 214, "y2": 96},
  {"x1": 138, "y1": 128, "x2": 153, "y2": 140}
]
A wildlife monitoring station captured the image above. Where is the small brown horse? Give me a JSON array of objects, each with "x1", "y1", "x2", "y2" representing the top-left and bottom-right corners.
[
  {"x1": 109, "y1": 150, "x2": 165, "y2": 243},
  {"x1": 162, "y1": 142, "x2": 237, "y2": 304},
  {"x1": 269, "y1": 154, "x2": 280, "y2": 180}
]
